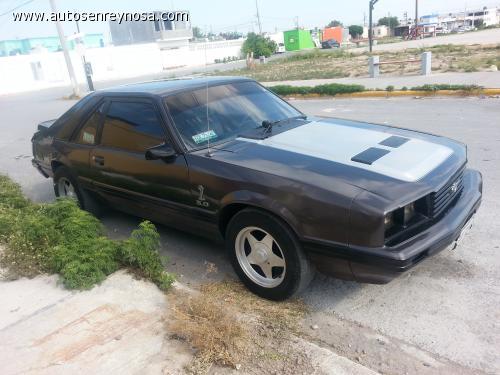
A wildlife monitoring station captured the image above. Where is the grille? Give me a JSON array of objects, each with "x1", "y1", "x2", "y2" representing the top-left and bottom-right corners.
[{"x1": 430, "y1": 168, "x2": 464, "y2": 218}]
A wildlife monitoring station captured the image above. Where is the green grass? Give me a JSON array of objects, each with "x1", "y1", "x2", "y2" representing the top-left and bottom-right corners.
[
  {"x1": 267, "y1": 82, "x2": 486, "y2": 97},
  {"x1": 269, "y1": 83, "x2": 365, "y2": 96},
  {"x1": 0, "y1": 175, "x2": 174, "y2": 291},
  {"x1": 410, "y1": 84, "x2": 483, "y2": 92}
]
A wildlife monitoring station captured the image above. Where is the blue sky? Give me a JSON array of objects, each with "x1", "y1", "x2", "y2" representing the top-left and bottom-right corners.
[{"x1": 0, "y1": 0, "x2": 499, "y2": 40}]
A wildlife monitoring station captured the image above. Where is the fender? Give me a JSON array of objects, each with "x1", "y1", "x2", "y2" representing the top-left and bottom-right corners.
[{"x1": 218, "y1": 189, "x2": 304, "y2": 239}]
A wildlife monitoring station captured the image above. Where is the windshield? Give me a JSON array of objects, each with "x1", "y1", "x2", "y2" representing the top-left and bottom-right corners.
[{"x1": 164, "y1": 81, "x2": 302, "y2": 149}]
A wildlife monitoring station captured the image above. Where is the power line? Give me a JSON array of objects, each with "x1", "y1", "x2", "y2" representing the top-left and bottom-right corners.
[{"x1": 0, "y1": 0, "x2": 36, "y2": 17}]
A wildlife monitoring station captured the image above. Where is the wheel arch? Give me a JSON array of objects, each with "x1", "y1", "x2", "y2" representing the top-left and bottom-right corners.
[
  {"x1": 51, "y1": 160, "x2": 65, "y2": 173},
  {"x1": 217, "y1": 191, "x2": 302, "y2": 240}
]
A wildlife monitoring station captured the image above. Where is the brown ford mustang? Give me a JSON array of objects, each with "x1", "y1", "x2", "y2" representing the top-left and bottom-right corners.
[{"x1": 32, "y1": 77, "x2": 482, "y2": 300}]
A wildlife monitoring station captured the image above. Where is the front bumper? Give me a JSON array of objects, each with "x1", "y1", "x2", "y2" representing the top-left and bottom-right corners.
[{"x1": 306, "y1": 168, "x2": 483, "y2": 284}]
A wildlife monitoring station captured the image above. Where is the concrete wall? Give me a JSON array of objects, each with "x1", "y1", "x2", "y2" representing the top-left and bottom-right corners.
[{"x1": 0, "y1": 39, "x2": 244, "y2": 95}]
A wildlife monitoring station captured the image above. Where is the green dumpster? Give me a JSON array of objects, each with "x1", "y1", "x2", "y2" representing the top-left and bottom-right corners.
[{"x1": 283, "y1": 29, "x2": 315, "y2": 51}]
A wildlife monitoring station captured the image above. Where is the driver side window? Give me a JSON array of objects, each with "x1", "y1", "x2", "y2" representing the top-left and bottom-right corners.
[{"x1": 100, "y1": 101, "x2": 166, "y2": 152}]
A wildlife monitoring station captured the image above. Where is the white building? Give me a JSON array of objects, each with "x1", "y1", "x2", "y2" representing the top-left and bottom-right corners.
[
  {"x1": 267, "y1": 32, "x2": 285, "y2": 52},
  {"x1": 465, "y1": 7, "x2": 500, "y2": 27},
  {"x1": 372, "y1": 25, "x2": 390, "y2": 38},
  {"x1": 420, "y1": 6, "x2": 500, "y2": 32}
]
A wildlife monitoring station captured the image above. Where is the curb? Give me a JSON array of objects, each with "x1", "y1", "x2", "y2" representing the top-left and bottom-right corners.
[{"x1": 282, "y1": 88, "x2": 500, "y2": 99}]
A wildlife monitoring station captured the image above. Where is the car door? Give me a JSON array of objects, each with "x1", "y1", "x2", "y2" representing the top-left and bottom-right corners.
[{"x1": 89, "y1": 97, "x2": 192, "y2": 225}]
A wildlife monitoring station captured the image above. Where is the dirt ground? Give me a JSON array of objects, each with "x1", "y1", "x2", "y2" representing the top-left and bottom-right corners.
[
  {"x1": 221, "y1": 44, "x2": 500, "y2": 82},
  {"x1": 166, "y1": 279, "x2": 482, "y2": 375}
]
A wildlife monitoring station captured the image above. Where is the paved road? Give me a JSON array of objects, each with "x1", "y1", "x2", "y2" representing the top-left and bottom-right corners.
[{"x1": 0, "y1": 93, "x2": 499, "y2": 373}]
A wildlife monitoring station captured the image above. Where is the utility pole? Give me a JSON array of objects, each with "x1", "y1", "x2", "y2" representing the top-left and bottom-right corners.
[
  {"x1": 369, "y1": 0, "x2": 379, "y2": 52},
  {"x1": 415, "y1": 0, "x2": 419, "y2": 38},
  {"x1": 75, "y1": 20, "x2": 94, "y2": 91},
  {"x1": 255, "y1": 0, "x2": 262, "y2": 34},
  {"x1": 49, "y1": 0, "x2": 80, "y2": 97}
]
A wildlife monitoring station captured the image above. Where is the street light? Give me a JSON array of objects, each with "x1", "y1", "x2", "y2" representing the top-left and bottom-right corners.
[{"x1": 369, "y1": 0, "x2": 379, "y2": 52}]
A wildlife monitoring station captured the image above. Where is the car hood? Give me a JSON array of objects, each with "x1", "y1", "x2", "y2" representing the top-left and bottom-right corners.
[
  {"x1": 212, "y1": 117, "x2": 466, "y2": 200},
  {"x1": 237, "y1": 119, "x2": 453, "y2": 182}
]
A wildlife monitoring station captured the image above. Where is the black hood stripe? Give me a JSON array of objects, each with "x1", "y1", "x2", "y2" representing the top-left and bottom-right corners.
[
  {"x1": 351, "y1": 147, "x2": 390, "y2": 165},
  {"x1": 379, "y1": 136, "x2": 410, "y2": 148}
]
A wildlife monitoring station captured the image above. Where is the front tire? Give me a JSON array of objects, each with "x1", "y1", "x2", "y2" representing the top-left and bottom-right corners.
[
  {"x1": 226, "y1": 209, "x2": 314, "y2": 300},
  {"x1": 53, "y1": 166, "x2": 102, "y2": 217}
]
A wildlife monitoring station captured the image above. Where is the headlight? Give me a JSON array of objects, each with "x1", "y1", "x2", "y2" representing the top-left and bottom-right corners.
[
  {"x1": 384, "y1": 212, "x2": 394, "y2": 230},
  {"x1": 385, "y1": 202, "x2": 419, "y2": 236},
  {"x1": 403, "y1": 202, "x2": 415, "y2": 224}
]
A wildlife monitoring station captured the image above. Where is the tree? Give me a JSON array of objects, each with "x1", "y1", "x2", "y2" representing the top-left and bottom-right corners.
[
  {"x1": 242, "y1": 32, "x2": 276, "y2": 58},
  {"x1": 192, "y1": 26, "x2": 205, "y2": 38},
  {"x1": 327, "y1": 20, "x2": 343, "y2": 28},
  {"x1": 377, "y1": 16, "x2": 399, "y2": 29},
  {"x1": 348, "y1": 25, "x2": 364, "y2": 39}
]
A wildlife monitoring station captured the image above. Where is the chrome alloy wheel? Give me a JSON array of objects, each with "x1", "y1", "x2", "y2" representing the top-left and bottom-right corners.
[
  {"x1": 57, "y1": 177, "x2": 76, "y2": 199},
  {"x1": 235, "y1": 226, "x2": 286, "y2": 288}
]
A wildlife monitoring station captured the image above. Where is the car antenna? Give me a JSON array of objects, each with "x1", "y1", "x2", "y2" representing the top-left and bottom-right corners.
[{"x1": 204, "y1": 31, "x2": 212, "y2": 158}]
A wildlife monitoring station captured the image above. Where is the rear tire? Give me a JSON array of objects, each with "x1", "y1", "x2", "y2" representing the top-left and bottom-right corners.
[
  {"x1": 226, "y1": 208, "x2": 314, "y2": 300},
  {"x1": 53, "y1": 166, "x2": 102, "y2": 217}
]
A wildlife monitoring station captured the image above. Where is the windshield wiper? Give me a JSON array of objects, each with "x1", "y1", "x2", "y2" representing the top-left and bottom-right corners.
[{"x1": 261, "y1": 115, "x2": 307, "y2": 135}]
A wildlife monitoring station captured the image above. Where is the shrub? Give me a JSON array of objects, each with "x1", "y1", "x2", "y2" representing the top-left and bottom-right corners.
[
  {"x1": 121, "y1": 221, "x2": 175, "y2": 291},
  {"x1": 386, "y1": 85, "x2": 395, "y2": 92},
  {"x1": 411, "y1": 84, "x2": 483, "y2": 92},
  {"x1": 0, "y1": 175, "x2": 174, "y2": 291},
  {"x1": 269, "y1": 83, "x2": 365, "y2": 96}
]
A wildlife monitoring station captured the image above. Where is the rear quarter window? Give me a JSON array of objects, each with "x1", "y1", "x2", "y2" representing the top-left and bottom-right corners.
[{"x1": 51, "y1": 95, "x2": 99, "y2": 140}]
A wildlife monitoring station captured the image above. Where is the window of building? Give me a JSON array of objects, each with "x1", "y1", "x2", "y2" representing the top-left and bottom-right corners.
[
  {"x1": 154, "y1": 19, "x2": 161, "y2": 32},
  {"x1": 163, "y1": 20, "x2": 173, "y2": 30}
]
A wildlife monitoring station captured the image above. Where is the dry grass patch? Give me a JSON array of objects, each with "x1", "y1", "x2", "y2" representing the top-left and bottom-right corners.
[
  {"x1": 217, "y1": 43, "x2": 500, "y2": 82},
  {"x1": 169, "y1": 285, "x2": 248, "y2": 371},
  {"x1": 168, "y1": 280, "x2": 309, "y2": 374}
]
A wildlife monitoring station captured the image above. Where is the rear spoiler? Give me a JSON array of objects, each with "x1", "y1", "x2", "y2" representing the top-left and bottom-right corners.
[{"x1": 37, "y1": 119, "x2": 57, "y2": 132}]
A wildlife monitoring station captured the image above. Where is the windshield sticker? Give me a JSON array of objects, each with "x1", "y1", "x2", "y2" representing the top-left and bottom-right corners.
[{"x1": 192, "y1": 130, "x2": 217, "y2": 144}]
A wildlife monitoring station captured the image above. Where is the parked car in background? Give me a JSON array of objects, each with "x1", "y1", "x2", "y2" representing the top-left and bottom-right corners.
[
  {"x1": 321, "y1": 39, "x2": 340, "y2": 49},
  {"x1": 31, "y1": 77, "x2": 482, "y2": 300},
  {"x1": 276, "y1": 42, "x2": 286, "y2": 53},
  {"x1": 457, "y1": 25, "x2": 474, "y2": 33},
  {"x1": 435, "y1": 27, "x2": 451, "y2": 34}
]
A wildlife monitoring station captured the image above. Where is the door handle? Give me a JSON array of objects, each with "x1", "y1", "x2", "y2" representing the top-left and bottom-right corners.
[{"x1": 93, "y1": 155, "x2": 105, "y2": 166}]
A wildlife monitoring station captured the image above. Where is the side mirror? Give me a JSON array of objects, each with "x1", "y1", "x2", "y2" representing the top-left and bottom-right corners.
[{"x1": 145, "y1": 143, "x2": 176, "y2": 161}]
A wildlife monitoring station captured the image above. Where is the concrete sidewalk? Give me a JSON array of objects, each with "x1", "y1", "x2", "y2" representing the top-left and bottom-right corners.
[
  {"x1": 0, "y1": 263, "x2": 379, "y2": 374},
  {"x1": 263, "y1": 71, "x2": 500, "y2": 89}
]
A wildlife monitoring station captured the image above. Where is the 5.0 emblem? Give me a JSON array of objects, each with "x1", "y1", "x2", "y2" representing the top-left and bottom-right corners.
[{"x1": 196, "y1": 185, "x2": 209, "y2": 207}]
